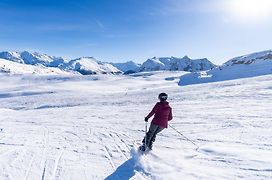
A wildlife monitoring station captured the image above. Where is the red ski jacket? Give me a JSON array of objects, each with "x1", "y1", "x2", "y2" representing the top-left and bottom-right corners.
[{"x1": 146, "y1": 101, "x2": 172, "y2": 128}]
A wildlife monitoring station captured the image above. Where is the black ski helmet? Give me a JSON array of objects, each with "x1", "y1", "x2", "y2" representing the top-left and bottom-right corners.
[{"x1": 158, "y1": 92, "x2": 168, "y2": 101}]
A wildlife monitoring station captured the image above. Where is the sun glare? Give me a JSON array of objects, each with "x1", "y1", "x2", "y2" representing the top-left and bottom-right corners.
[{"x1": 227, "y1": 0, "x2": 272, "y2": 22}]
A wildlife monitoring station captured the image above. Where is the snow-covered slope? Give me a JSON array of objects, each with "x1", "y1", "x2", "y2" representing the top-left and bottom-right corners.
[
  {"x1": 0, "y1": 51, "x2": 67, "y2": 67},
  {"x1": 140, "y1": 56, "x2": 215, "y2": 72},
  {"x1": 0, "y1": 58, "x2": 74, "y2": 75},
  {"x1": 179, "y1": 50, "x2": 272, "y2": 86},
  {"x1": 111, "y1": 61, "x2": 140, "y2": 74},
  {"x1": 225, "y1": 50, "x2": 272, "y2": 66},
  {"x1": 66, "y1": 57, "x2": 122, "y2": 75},
  {"x1": 0, "y1": 72, "x2": 271, "y2": 179}
]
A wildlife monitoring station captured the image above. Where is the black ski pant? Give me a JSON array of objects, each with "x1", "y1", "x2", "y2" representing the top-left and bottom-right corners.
[{"x1": 142, "y1": 123, "x2": 164, "y2": 148}]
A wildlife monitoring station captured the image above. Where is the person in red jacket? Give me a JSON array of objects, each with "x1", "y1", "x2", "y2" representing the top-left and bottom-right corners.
[{"x1": 141, "y1": 92, "x2": 173, "y2": 150}]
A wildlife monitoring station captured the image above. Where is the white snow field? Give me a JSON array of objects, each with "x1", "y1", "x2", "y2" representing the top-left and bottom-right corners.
[{"x1": 0, "y1": 71, "x2": 272, "y2": 180}]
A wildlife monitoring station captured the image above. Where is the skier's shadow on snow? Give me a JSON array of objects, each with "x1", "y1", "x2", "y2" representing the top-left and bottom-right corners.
[{"x1": 105, "y1": 157, "x2": 145, "y2": 180}]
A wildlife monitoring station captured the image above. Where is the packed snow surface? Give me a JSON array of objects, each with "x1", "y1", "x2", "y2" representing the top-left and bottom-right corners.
[{"x1": 0, "y1": 71, "x2": 271, "y2": 180}]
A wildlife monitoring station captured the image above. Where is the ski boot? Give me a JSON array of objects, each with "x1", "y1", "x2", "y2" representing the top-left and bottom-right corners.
[{"x1": 139, "y1": 144, "x2": 147, "y2": 152}]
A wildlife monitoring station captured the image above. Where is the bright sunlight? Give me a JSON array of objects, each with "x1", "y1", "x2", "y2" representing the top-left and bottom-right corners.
[{"x1": 227, "y1": 0, "x2": 272, "y2": 22}]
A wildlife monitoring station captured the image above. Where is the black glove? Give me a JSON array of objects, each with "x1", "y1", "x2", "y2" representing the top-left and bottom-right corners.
[{"x1": 144, "y1": 117, "x2": 149, "y2": 122}]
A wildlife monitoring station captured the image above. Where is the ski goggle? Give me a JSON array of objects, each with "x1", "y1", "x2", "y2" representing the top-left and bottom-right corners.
[{"x1": 159, "y1": 95, "x2": 167, "y2": 99}]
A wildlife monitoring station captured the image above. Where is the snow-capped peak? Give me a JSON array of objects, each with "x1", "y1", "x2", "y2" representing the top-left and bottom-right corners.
[
  {"x1": 66, "y1": 57, "x2": 121, "y2": 75},
  {"x1": 20, "y1": 51, "x2": 66, "y2": 67},
  {"x1": 181, "y1": 55, "x2": 191, "y2": 60},
  {"x1": 0, "y1": 51, "x2": 23, "y2": 63},
  {"x1": 139, "y1": 56, "x2": 215, "y2": 72},
  {"x1": 224, "y1": 50, "x2": 272, "y2": 66},
  {"x1": 110, "y1": 61, "x2": 141, "y2": 74},
  {"x1": 0, "y1": 50, "x2": 67, "y2": 67}
]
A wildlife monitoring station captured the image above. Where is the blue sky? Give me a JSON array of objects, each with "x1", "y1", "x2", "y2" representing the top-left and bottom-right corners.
[{"x1": 0, "y1": 0, "x2": 272, "y2": 64}]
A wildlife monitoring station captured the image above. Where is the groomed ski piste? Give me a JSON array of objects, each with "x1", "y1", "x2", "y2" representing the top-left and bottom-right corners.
[{"x1": 0, "y1": 71, "x2": 272, "y2": 179}]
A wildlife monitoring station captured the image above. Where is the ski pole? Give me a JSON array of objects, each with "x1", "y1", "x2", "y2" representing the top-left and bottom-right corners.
[
  {"x1": 169, "y1": 124, "x2": 199, "y2": 150},
  {"x1": 145, "y1": 121, "x2": 147, "y2": 148}
]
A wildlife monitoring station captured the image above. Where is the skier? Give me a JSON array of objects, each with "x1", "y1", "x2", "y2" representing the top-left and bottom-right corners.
[{"x1": 140, "y1": 92, "x2": 173, "y2": 151}]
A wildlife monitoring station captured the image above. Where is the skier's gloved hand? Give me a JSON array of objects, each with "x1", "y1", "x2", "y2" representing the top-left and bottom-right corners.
[{"x1": 144, "y1": 117, "x2": 149, "y2": 122}]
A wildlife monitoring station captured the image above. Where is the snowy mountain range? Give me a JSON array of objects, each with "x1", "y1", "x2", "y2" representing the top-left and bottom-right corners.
[
  {"x1": 0, "y1": 58, "x2": 74, "y2": 75},
  {"x1": 179, "y1": 50, "x2": 272, "y2": 85},
  {"x1": 0, "y1": 51, "x2": 121, "y2": 75},
  {"x1": 0, "y1": 51, "x2": 67, "y2": 67},
  {"x1": 0, "y1": 50, "x2": 215, "y2": 75},
  {"x1": 139, "y1": 56, "x2": 215, "y2": 72},
  {"x1": 1, "y1": 49, "x2": 272, "y2": 83}
]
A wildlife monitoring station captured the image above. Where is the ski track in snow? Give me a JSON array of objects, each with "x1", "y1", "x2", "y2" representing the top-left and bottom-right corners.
[{"x1": 0, "y1": 72, "x2": 272, "y2": 179}]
